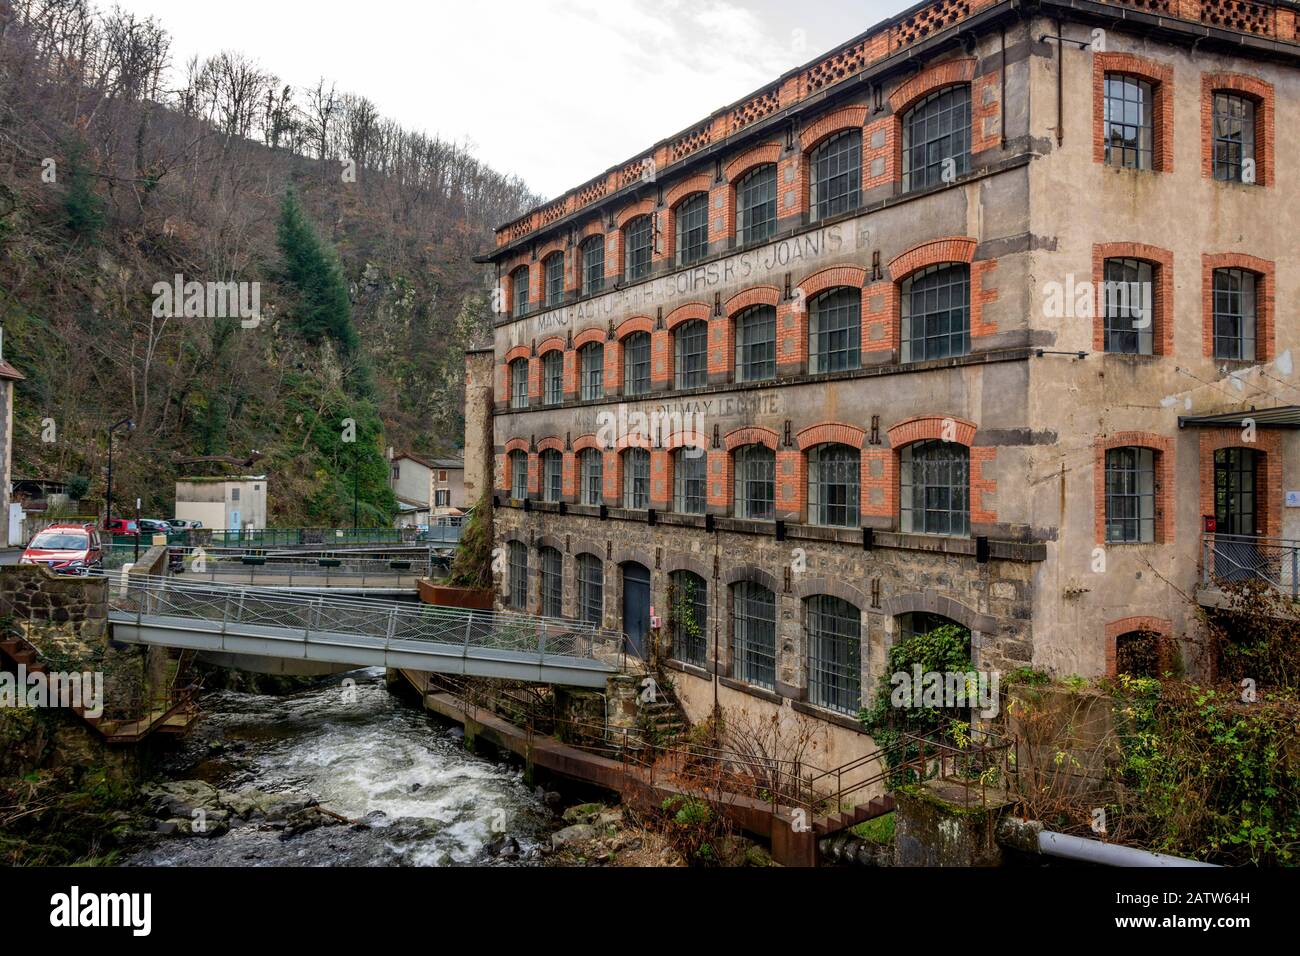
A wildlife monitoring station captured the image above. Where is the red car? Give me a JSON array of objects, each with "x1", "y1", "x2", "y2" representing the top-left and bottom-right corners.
[
  {"x1": 21, "y1": 524, "x2": 103, "y2": 574},
  {"x1": 104, "y1": 517, "x2": 139, "y2": 536}
]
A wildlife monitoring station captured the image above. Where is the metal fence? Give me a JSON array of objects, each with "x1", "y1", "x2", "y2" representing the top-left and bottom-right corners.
[
  {"x1": 201, "y1": 526, "x2": 462, "y2": 548},
  {"x1": 105, "y1": 573, "x2": 625, "y2": 665},
  {"x1": 1201, "y1": 533, "x2": 1300, "y2": 598}
]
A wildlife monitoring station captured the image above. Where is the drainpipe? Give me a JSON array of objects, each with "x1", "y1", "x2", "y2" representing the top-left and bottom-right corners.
[{"x1": 1000, "y1": 817, "x2": 1218, "y2": 867}]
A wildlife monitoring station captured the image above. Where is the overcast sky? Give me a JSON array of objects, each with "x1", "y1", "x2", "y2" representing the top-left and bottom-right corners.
[{"x1": 113, "y1": 0, "x2": 905, "y2": 201}]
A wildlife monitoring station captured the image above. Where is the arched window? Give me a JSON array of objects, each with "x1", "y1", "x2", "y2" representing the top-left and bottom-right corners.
[
  {"x1": 1105, "y1": 446, "x2": 1156, "y2": 543},
  {"x1": 580, "y1": 235, "x2": 605, "y2": 295},
  {"x1": 902, "y1": 85, "x2": 971, "y2": 192},
  {"x1": 509, "y1": 358, "x2": 529, "y2": 409},
  {"x1": 510, "y1": 266, "x2": 530, "y2": 316},
  {"x1": 541, "y1": 350, "x2": 563, "y2": 405},
  {"x1": 900, "y1": 440, "x2": 969, "y2": 536},
  {"x1": 543, "y1": 252, "x2": 565, "y2": 307},
  {"x1": 673, "y1": 447, "x2": 706, "y2": 514},
  {"x1": 577, "y1": 554, "x2": 604, "y2": 625},
  {"x1": 1104, "y1": 74, "x2": 1153, "y2": 170},
  {"x1": 1212, "y1": 267, "x2": 1258, "y2": 361},
  {"x1": 734, "y1": 444, "x2": 775, "y2": 520},
  {"x1": 539, "y1": 546, "x2": 563, "y2": 617},
  {"x1": 669, "y1": 570, "x2": 708, "y2": 667},
  {"x1": 808, "y1": 288, "x2": 861, "y2": 373},
  {"x1": 1211, "y1": 91, "x2": 1256, "y2": 183},
  {"x1": 579, "y1": 341, "x2": 604, "y2": 400},
  {"x1": 808, "y1": 443, "x2": 860, "y2": 528},
  {"x1": 674, "y1": 319, "x2": 708, "y2": 389},
  {"x1": 508, "y1": 540, "x2": 528, "y2": 610},
  {"x1": 579, "y1": 448, "x2": 603, "y2": 506},
  {"x1": 736, "y1": 163, "x2": 777, "y2": 245},
  {"x1": 674, "y1": 193, "x2": 709, "y2": 265},
  {"x1": 508, "y1": 450, "x2": 529, "y2": 501},
  {"x1": 735, "y1": 305, "x2": 776, "y2": 383},
  {"x1": 623, "y1": 331, "x2": 651, "y2": 396},
  {"x1": 623, "y1": 448, "x2": 650, "y2": 510},
  {"x1": 624, "y1": 215, "x2": 653, "y2": 280},
  {"x1": 731, "y1": 581, "x2": 776, "y2": 689},
  {"x1": 809, "y1": 130, "x2": 861, "y2": 221},
  {"x1": 806, "y1": 595, "x2": 861, "y2": 713},
  {"x1": 540, "y1": 449, "x2": 562, "y2": 503},
  {"x1": 1102, "y1": 257, "x2": 1155, "y2": 355},
  {"x1": 901, "y1": 263, "x2": 969, "y2": 363}
]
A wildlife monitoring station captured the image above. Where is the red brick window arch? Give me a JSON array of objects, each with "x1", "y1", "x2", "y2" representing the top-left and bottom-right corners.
[
  {"x1": 1093, "y1": 53, "x2": 1173, "y2": 172},
  {"x1": 1203, "y1": 253, "x2": 1274, "y2": 363},
  {"x1": 888, "y1": 416, "x2": 976, "y2": 537},
  {"x1": 1092, "y1": 243, "x2": 1173, "y2": 357},
  {"x1": 1093, "y1": 432, "x2": 1173, "y2": 545}
]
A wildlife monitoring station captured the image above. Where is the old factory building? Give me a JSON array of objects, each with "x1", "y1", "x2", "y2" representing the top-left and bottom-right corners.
[{"x1": 470, "y1": 0, "x2": 1299, "y2": 759}]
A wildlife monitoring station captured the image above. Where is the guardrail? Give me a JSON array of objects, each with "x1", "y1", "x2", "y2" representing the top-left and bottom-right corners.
[
  {"x1": 104, "y1": 573, "x2": 625, "y2": 667},
  {"x1": 198, "y1": 526, "x2": 463, "y2": 548},
  {"x1": 1201, "y1": 533, "x2": 1300, "y2": 598}
]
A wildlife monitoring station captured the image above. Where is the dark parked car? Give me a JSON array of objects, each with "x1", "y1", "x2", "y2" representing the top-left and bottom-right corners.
[{"x1": 138, "y1": 518, "x2": 172, "y2": 536}]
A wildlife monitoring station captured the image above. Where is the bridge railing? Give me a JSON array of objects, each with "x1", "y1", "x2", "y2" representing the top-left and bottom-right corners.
[
  {"x1": 200, "y1": 526, "x2": 462, "y2": 549},
  {"x1": 105, "y1": 573, "x2": 624, "y2": 666}
]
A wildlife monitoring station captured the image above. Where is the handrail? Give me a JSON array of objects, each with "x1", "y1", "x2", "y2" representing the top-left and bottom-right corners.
[{"x1": 100, "y1": 572, "x2": 624, "y2": 665}]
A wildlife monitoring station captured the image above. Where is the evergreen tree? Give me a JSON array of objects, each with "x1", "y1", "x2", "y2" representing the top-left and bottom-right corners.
[{"x1": 276, "y1": 190, "x2": 358, "y2": 353}]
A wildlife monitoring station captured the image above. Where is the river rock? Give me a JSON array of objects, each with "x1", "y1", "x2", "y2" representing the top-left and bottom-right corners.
[
  {"x1": 562, "y1": 803, "x2": 605, "y2": 825},
  {"x1": 551, "y1": 824, "x2": 597, "y2": 850},
  {"x1": 142, "y1": 781, "x2": 222, "y2": 818}
]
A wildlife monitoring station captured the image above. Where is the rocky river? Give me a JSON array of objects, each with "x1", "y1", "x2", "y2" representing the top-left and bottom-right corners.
[{"x1": 123, "y1": 668, "x2": 557, "y2": 866}]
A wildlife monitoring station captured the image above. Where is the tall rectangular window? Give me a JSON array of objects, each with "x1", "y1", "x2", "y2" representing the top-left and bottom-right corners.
[
  {"x1": 735, "y1": 306, "x2": 776, "y2": 382},
  {"x1": 511, "y1": 267, "x2": 530, "y2": 316},
  {"x1": 1212, "y1": 92, "x2": 1256, "y2": 183},
  {"x1": 1104, "y1": 74, "x2": 1153, "y2": 170},
  {"x1": 731, "y1": 582, "x2": 776, "y2": 689},
  {"x1": 674, "y1": 320, "x2": 708, "y2": 389},
  {"x1": 540, "y1": 547, "x2": 563, "y2": 617},
  {"x1": 809, "y1": 131, "x2": 861, "y2": 221},
  {"x1": 623, "y1": 332, "x2": 650, "y2": 396},
  {"x1": 1105, "y1": 446, "x2": 1156, "y2": 544},
  {"x1": 736, "y1": 164, "x2": 777, "y2": 245},
  {"x1": 1103, "y1": 258, "x2": 1154, "y2": 355},
  {"x1": 674, "y1": 193, "x2": 709, "y2": 265},
  {"x1": 809, "y1": 444, "x2": 859, "y2": 528},
  {"x1": 806, "y1": 595, "x2": 862, "y2": 713},
  {"x1": 580, "y1": 449, "x2": 603, "y2": 506},
  {"x1": 544, "y1": 253, "x2": 565, "y2": 307},
  {"x1": 509, "y1": 359, "x2": 529, "y2": 409},
  {"x1": 510, "y1": 451, "x2": 528, "y2": 501},
  {"x1": 669, "y1": 571, "x2": 708, "y2": 667},
  {"x1": 577, "y1": 554, "x2": 603, "y2": 625},
  {"x1": 673, "y1": 449, "x2": 706, "y2": 514},
  {"x1": 1212, "y1": 268, "x2": 1257, "y2": 361},
  {"x1": 808, "y1": 288, "x2": 861, "y2": 374},
  {"x1": 901, "y1": 264, "x2": 969, "y2": 363},
  {"x1": 508, "y1": 541, "x2": 528, "y2": 610},
  {"x1": 623, "y1": 449, "x2": 650, "y2": 510},
  {"x1": 624, "y1": 216, "x2": 653, "y2": 280},
  {"x1": 581, "y1": 236, "x2": 605, "y2": 295},
  {"x1": 734, "y1": 445, "x2": 775, "y2": 520},
  {"x1": 541, "y1": 450, "x2": 562, "y2": 503},
  {"x1": 542, "y1": 351, "x2": 563, "y2": 405},
  {"x1": 580, "y1": 343, "x2": 604, "y2": 400}
]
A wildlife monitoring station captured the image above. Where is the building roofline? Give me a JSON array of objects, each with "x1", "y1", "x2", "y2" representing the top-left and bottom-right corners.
[{"x1": 480, "y1": 0, "x2": 1300, "y2": 262}]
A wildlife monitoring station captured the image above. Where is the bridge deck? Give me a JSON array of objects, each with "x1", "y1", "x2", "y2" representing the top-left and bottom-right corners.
[{"x1": 107, "y1": 575, "x2": 624, "y2": 688}]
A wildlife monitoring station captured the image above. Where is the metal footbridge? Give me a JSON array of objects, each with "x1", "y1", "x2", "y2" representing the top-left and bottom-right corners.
[{"x1": 106, "y1": 574, "x2": 623, "y2": 687}]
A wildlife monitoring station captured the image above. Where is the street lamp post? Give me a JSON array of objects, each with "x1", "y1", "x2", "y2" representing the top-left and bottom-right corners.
[
  {"x1": 105, "y1": 417, "x2": 134, "y2": 531},
  {"x1": 353, "y1": 443, "x2": 359, "y2": 532}
]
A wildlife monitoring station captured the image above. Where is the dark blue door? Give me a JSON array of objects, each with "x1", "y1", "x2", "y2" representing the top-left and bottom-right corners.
[{"x1": 621, "y1": 562, "x2": 651, "y2": 658}]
